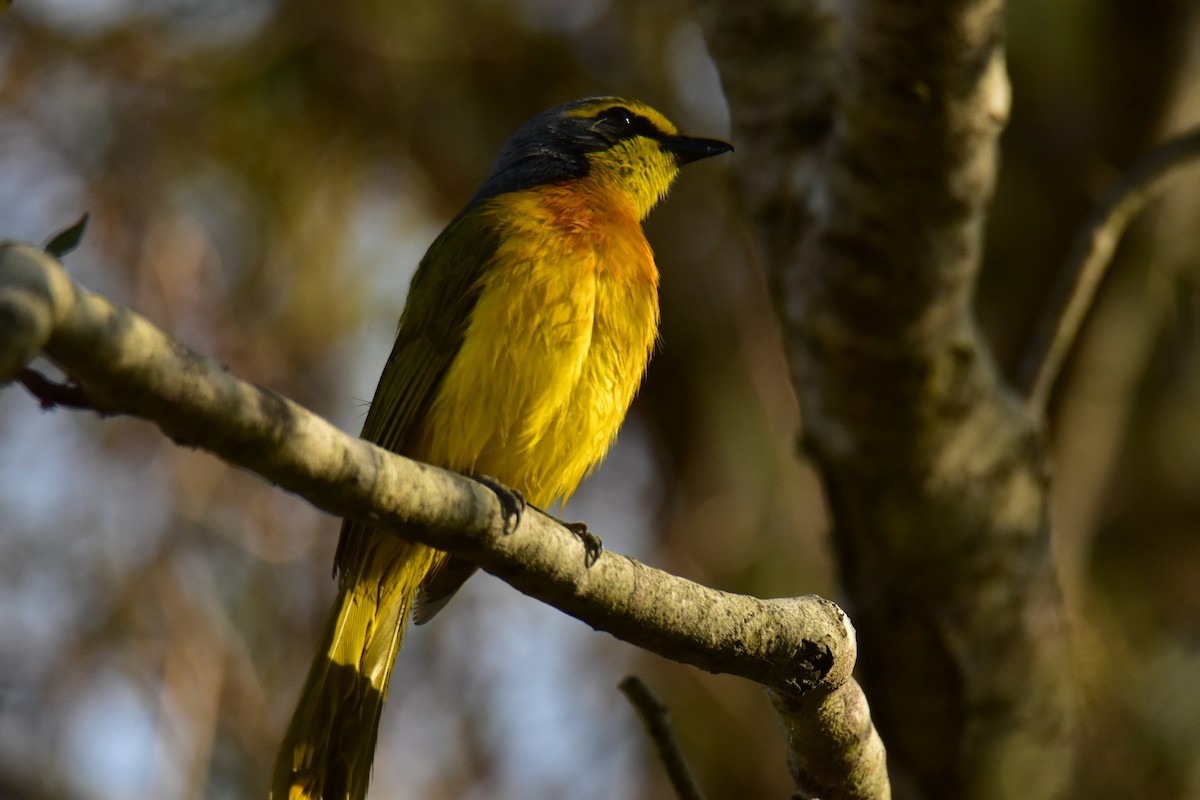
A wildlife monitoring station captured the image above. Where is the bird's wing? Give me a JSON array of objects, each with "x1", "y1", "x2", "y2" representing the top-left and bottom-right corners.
[
  {"x1": 334, "y1": 205, "x2": 500, "y2": 572},
  {"x1": 361, "y1": 206, "x2": 499, "y2": 452}
]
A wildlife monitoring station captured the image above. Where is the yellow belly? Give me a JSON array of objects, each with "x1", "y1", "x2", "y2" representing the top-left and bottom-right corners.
[{"x1": 411, "y1": 184, "x2": 659, "y2": 507}]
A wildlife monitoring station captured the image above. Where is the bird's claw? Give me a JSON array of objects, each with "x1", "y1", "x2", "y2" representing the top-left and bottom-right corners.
[
  {"x1": 472, "y1": 473, "x2": 525, "y2": 535},
  {"x1": 561, "y1": 519, "x2": 603, "y2": 568}
]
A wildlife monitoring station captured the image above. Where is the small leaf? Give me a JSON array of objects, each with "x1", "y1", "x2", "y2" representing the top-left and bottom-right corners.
[{"x1": 44, "y1": 213, "x2": 91, "y2": 258}]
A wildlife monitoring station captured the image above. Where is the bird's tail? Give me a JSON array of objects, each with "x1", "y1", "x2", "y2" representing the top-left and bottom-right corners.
[{"x1": 272, "y1": 532, "x2": 442, "y2": 800}]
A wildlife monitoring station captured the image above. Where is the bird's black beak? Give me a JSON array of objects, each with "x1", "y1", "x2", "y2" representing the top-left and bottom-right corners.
[{"x1": 662, "y1": 134, "x2": 734, "y2": 166}]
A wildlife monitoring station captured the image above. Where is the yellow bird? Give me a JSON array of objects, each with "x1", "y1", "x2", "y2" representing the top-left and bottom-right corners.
[{"x1": 272, "y1": 97, "x2": 732, "y2": 800}]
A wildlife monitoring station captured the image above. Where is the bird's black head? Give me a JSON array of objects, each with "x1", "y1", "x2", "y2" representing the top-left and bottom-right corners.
[{"x1": 472, "y1": 97, "x2": 732, "y2": 213}]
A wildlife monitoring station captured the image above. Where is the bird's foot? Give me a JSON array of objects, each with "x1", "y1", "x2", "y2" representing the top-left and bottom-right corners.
[
  {"x1": 471, "y1": 473, "x2": 526, "y2": 535},
  {"x1": 554, "y1": 517, "x2": 603, "y2": 568}
]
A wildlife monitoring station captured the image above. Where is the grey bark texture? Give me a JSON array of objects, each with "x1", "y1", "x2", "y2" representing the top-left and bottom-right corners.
[
  {"x1": 694, "y1": 1, "x2": 1074, "y2": 797},
  {"x1": 0, "y1": 241, "x2": 888, "y2": 799}
]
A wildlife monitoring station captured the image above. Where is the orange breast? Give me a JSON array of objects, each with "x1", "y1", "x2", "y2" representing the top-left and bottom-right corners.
[{"x1": 411, "y1": 176, "x2": 660, "y2": 507}]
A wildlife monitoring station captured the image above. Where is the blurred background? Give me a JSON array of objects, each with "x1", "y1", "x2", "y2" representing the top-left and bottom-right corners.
[{"x1": 0, "y1": 0, "x2": 1198, "y2": 798}]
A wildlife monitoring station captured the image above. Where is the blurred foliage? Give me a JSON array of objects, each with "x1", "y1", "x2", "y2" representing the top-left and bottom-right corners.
[{"x1": 0, "y1": 0, "x2": 1199, "y2": 798}]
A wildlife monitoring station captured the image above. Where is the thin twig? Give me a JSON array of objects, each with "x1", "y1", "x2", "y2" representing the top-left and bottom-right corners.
[
  {"x1": 17, "y1": 367, "x2": 95, "y2": 410},
  {"x1": 619, "y1": 676, "x2": 706, "y2": 800},
  {"x1": 1019, "y1": 126, "x2": 1200, "y2": 413}
]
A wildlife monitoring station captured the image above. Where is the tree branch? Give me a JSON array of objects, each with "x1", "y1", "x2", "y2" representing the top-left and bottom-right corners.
[
  {"x1": 619, "y1": 676, "x2": 706, "y2": 800},
  {"x1": 1018, "y1": 125, "x2": 1200, "y2": 412},
  {"x1": 770, "y1": 681, "x2": 889, "y2": 800},
  {"x1": 0, "y1": 241, "x2": 887, "y2": 799}
]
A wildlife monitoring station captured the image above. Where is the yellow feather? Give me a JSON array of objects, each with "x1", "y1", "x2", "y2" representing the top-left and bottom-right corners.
[
  {"x1": 272, "y1": 97, "x2": 728, "y2": 800},
  {"x1": 413, "y1": 175, "x2": 659, "y2": 506}
]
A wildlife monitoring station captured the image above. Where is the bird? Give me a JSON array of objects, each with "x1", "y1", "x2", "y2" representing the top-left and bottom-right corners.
[{"x1": 272, "y1": 96, "x2": 732, "y2": 800}]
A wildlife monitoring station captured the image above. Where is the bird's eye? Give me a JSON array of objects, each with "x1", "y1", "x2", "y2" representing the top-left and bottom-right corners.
[{"x1": 600, "y1": 107, "x2": 634, "y2": 126}]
